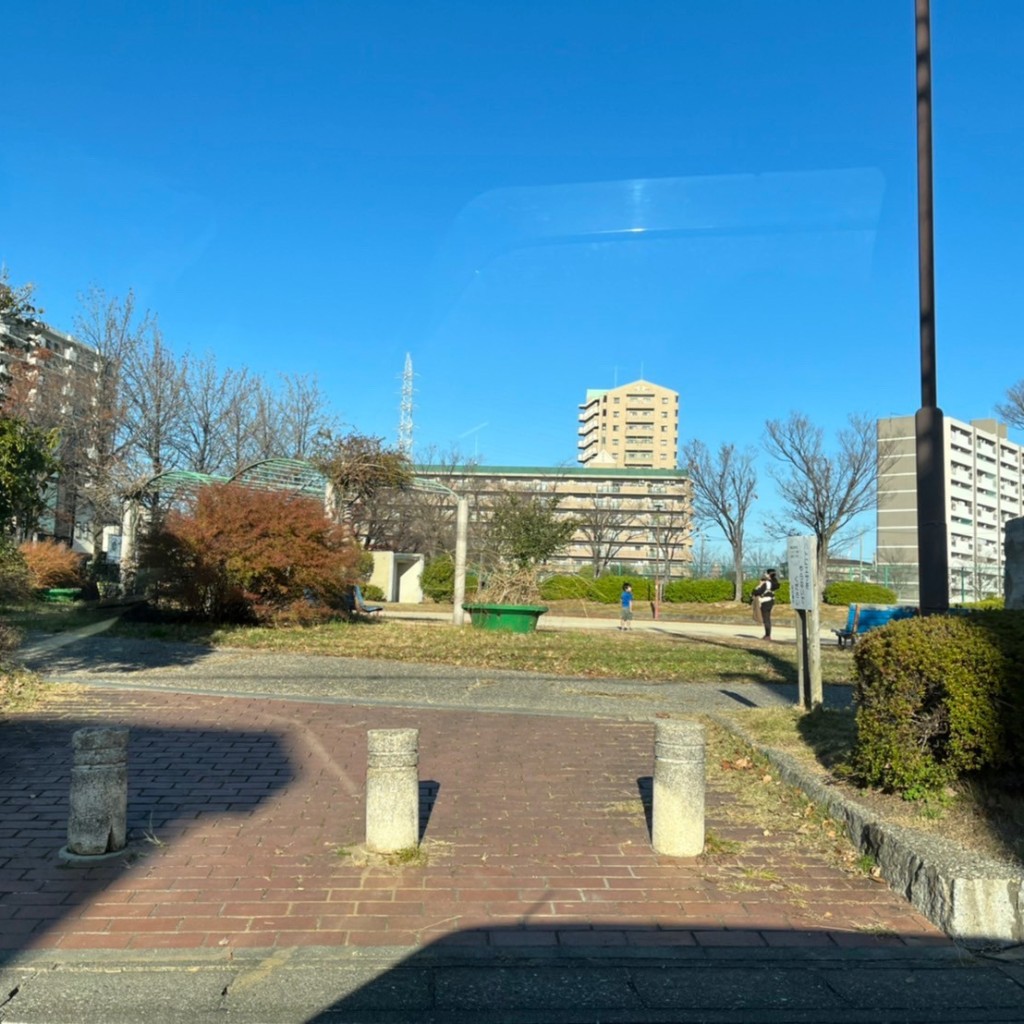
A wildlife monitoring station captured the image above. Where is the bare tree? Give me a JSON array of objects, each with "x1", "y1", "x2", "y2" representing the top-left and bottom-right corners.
[
  {"x1": 120, "y1": 321, "x2": 185, "y2": 488},
  {"x1": 682, "y1": 440, "x2": 757, "y2": 601},
  {"x1": 313, "y1": 431, "x2": 413, "y2": 549},
  {"x1": 763, "y1": 412, "x2": 883, "y2": 583},
  {"x1": 573, "y1": 495, "x2": 641, "y2": 576},
  {"x1": 174, "y1": 353, "x2": 247, "y2": 475},
  {"x1": 277, "y1": 373, "x2": 340, "y2": 460},
  {"x1": 996, "y1": 379, "x2": 1024, "y2": 429}
]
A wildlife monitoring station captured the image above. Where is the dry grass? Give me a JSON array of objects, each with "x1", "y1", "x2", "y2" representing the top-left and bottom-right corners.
[{"x1": 731, "y1": 707, "x2": 1024, "y2": 869}]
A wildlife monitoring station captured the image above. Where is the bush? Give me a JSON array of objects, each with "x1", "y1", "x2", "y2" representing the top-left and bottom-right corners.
[
  {"x1": 824, "y1": 581, "x2": 897, "y2": 606},
  {"x1": 538, "y1": 574, "x2": 596, "y2": 601},
  {"x1": 851, "y1": 612, "x2": 1024, "y2": 797},
  {"x1": 740, "y1": 578, "x2": 791, "y2": 604},
  {"x1": 19, "y1": 539, "x2": 84, "y2": 589},
  {"x1": 591, "y1": 575, "x2": 654, "y2": 604},
  {"x1": 420, "y1": 555, "x2": 478, "y2": 603},
  {"x1": 361, "y1": 583, "x2": 385, "y2": 602},
  {"x1": 140, "y1": 484, "x2": 360, "y2": 624},
  {"x1": 0, "y1": 539, "x2": 32, "y2": 604},
  {"x1": 663, "y1": 578, "x2": 734, "y2": 603}
]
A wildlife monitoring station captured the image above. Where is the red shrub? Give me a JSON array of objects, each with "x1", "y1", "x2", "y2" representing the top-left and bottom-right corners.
[
  {"x1": 141, "y1": 484, "x2": 360, "y2": 622},
  {"x1": 19, "y1": 540, "x2": 84, "y2": 589}
]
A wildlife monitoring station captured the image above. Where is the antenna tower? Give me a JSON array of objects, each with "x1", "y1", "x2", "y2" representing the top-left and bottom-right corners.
[{"x1": 398, "y1": 352, "x2": 414, "y2": 456}]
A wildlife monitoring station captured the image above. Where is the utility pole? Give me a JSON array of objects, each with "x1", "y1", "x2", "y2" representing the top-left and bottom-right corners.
[{"x1": 914, "y1": 0, "x2": 950, "y2": 615}]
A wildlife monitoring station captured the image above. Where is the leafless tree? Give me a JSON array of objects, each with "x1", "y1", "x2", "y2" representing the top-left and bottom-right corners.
[
  {"x1": 174, "y1": 353, "x2": 247, "y2": 475},
  {"x1": 682, "y1": 440, "x2": 757, "y2": 601},
  {"x1": 277, "y1": 373, "x2": 340, "y2": 460},
  {"x1": 69, "y1": 288, "x2": 155, "y2": 556},
  {"x1": 120, "y1": 321, "x2": 185, "y2": 489},
  {"x1": 763, "y1": 412, "x2": 884, "y2": 583},
  {"x1": 996, "y1": 379, "x2": 1024, "y2": 430},
  {"x1": 572, "y1": 495, "x2": 641, "y2": 576}
]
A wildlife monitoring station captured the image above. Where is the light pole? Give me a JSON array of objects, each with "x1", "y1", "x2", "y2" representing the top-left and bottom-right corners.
[{"x1": 914, "y1": 0, "x2": 950, "y2": 615}]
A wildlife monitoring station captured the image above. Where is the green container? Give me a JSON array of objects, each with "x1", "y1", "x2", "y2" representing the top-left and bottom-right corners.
[
  {"x1": 40, "y1": 588, "x2": 83, "y2": 603},
  {"x1": 462, "y1": 603, "x2": 549, "y2": 633}
]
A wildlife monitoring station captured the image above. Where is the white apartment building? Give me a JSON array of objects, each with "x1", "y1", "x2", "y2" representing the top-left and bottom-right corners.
[
  {"x1": 876, "y1": 415, "x2": 1024, "y2": 602},
  {"x1": 578, "y1": 379, "x2": 679, "y2": 469}
]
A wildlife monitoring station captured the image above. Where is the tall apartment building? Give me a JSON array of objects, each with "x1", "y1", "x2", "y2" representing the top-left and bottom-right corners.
[
  {"x1": 414, "y1": 464, "x2": 692, "y2": 579},
  {"x1": 1, "y1": 312, "x2": 106, "y2": 547},
  {"x1": 578, "y1": 379, "x2": 679, "y2": 469},
  {"x1": 876, "y1": 415, "x2": 1024, "y2": 602}
]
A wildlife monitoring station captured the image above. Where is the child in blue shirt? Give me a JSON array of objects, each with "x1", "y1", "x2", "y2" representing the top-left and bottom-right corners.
[{"x1": 619, "y1": 582, "x2": 633, "y2": 630}]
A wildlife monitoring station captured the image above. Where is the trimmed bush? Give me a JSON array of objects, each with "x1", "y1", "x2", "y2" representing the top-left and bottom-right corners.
[
  {"x1": 741, "y1": 578, "x2": 791, "y2": 604},
  {"x1": 591, "y1": 575, "x2": 654, "y2": 604},
  {"x1": 19, "y1": 539, "x2": 84, "y2": 590},
  {"x1": 851, "y1": 611, "x2": 1024, "y2": 797},
  {"x1": 421, "y1": 555, "x2": 478, "y2": 603},
  {"x1": 824, "y1": 581, "x2": 897, "y2": 606},
  {"x1": 663, "y1": 578, "x2": 734, "y2": 603},
  {"x1": 361, "y1": 583, "x2": 385, "y2": 602},
  {"x1": 539, "y1": 574, "x2": 596, "y2": 601}
]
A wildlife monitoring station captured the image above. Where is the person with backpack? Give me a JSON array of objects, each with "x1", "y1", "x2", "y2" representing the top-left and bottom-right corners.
[{"x1": 753, "y1": 569, "x2": 780, "y2": 641}]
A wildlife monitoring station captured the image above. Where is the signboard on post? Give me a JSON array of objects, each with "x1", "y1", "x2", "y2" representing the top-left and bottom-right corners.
[
  {"x1": 787, "y1": 535, "x2": 816, "y2": 610},
  {"x1": 786, "y1": 534, "x2": 822, "y2": 709}
]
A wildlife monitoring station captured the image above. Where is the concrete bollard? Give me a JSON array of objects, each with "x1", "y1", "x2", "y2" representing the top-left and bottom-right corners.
[
  {"x1": 365, "y1": 728, "x2": 419, "y2": 853},
  {"x1": 66, "y1": 727, "x2": 129, "y2": 857},
  {"x1": 651, "y1": 718, "x2": 705, "y2": 857}
]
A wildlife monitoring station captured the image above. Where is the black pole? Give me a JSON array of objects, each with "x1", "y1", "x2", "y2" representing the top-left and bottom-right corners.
[{"x1": 914, "y1": 0, "x2": 949, "y2": 614}]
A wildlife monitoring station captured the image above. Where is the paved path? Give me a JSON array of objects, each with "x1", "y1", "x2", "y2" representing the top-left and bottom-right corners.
[{"x1": 1, "y1": 628, "x2": 1022, "y2": 1021}]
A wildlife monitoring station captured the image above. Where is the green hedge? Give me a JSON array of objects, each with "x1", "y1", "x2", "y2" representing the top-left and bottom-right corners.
[
  {"x1": 590, "y1": 575, "x2": 654, "y2": 604},
  {"x1": 663, "y1": 578, "x2": 734, "y2": 603},
  {"x1": 538, "y1": 575, "x2": 595, "y2": 601},
  {"x1": 851, "y1": 611, "x2": 1024, "y2": 797},
  {"x1": 824, "y1": 581, "x2": 897, "y2": 606},
  {"x1": 740, "y1": 579, "x2": 790, "y2": 604},
  {"x1": 420, "y1": 555, "x2": 478, "y2": 603}
]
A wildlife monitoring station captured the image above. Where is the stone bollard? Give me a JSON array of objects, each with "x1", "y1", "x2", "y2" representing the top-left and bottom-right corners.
[
  {"x1": 66, "y1": 727, "x2": 129, "y2": 857},
  {"x1": 651, "y1": 718, "x2": 705, "y2": 857},
  {"x1": 365, "y1": 728, "x2": 419, "y2": 853}
]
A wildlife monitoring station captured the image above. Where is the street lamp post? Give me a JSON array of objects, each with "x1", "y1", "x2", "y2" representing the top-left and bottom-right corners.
[{"x1": 914, "y1": 0, "x2": 950, "y2": 615}]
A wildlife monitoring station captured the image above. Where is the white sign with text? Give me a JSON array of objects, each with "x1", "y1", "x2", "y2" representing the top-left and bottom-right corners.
[{"x1": 787, "y1": 535, "x2": 816, "y2": 610}]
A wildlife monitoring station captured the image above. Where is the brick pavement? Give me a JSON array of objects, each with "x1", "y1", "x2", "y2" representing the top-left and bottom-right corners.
[{"x1": 0, "y1": 688, "x2": 949, "y2": 956}]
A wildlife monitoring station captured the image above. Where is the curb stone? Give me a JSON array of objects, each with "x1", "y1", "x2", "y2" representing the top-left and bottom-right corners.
[{"x1": 711, "y1": 714, "x2": 1024, "y2": 949}]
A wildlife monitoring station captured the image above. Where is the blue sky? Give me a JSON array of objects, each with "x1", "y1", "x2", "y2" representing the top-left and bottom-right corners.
[{"x1": 3, "y1": 1, "x2": 1022, "y2": 553}]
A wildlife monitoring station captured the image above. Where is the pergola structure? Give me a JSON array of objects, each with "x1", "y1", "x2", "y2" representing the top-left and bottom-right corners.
[{"x1": 121, "y1": 457, "x2": 469, "y2": 624}]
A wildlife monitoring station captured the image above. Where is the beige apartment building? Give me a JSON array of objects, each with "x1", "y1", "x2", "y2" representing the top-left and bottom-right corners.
[
  {"x1": 1, "y1": 312, "x2": 107, "y2": 548},
  {"x1": 414, "y1": 464, "x2": 692, "y2": 579},
  {"x1": 578, "y1": 379, "x2": 679, "y2": 469},
  {"x1": 876, "y1": 415, "x2": 1024, "y2": 602}
]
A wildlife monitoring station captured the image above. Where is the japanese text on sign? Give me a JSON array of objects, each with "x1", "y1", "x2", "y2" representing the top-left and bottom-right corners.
[{"x1": 787, "y1": 535, "x2": 816, "y2": 610}]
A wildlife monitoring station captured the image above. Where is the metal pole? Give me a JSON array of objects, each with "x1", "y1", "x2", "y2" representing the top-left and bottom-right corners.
[{"x1": 914, "y1": 0, "x2": 949, "y2": 615}]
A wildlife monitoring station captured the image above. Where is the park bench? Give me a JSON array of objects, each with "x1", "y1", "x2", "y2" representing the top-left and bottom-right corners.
[
  {"x1": 832, "y1": 603, "x2": 918, "y2": 648},
  {"x1": 340, "y1": 585, "x2": 383, "y2": 618}
]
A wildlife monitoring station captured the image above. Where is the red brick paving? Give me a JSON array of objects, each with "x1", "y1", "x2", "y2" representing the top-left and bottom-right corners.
[{"x1": 0, "y1": 688, "x2": 949, "y2": 954}]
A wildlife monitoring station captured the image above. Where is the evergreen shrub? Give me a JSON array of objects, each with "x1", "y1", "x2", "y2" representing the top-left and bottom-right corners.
[
  {"x1": 421, "y1": 555, "x2": 477, "y2": 603},
  {"x1": 0, "y1": 539, "x2": 32, "y2": 604},
  {"x1": 663, "y1": 578, "x2": 733, "y2": 603},
  {"x1": 824, "y1": 581, "x2": 897, "y2": 606},
  {"x1": 361, "y1": 583, "x2": 385, "y2": 602},
  {"x1": 851, "y1": 611, "x2": 1024, "y2": 797},
  {"x1": 591, "y1": 575, "x2": 653, "y2": 603},
  {"x1": 538, "y1": 575, "x2": 595, "y2": 601},
  {"x1": 741, "y1": 578, "x2": 791, "y2": 604}
]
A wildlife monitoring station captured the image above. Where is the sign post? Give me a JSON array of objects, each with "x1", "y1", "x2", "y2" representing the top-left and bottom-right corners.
[{"x1": 787, "y1": 535, "x2": 822, "y2": 709}]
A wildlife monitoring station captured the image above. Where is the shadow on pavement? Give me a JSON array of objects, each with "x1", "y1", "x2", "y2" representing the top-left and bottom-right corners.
[{"x1": 0, "y1": 713, "x2": 295, "y2": 955}]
